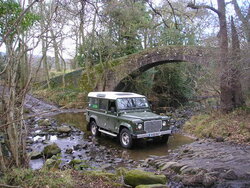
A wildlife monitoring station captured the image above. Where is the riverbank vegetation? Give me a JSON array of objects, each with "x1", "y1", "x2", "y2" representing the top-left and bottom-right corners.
[
  {"x1": 0, "y1": 168, "x2": 123, "y2": 188},
  {"x1": 183, "y1": 107, "x2": 250, "y2": 144}
]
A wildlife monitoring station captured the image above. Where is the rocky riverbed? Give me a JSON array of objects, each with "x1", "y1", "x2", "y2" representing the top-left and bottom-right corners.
[
  {"x1": 140, "y1": 139, "x2": 250, "y2": 188},
  {"x1": 26, "y1": 117, "x2": 138, "y2": 171},
  {"x1": 23, "y1": 94, "x2": 250, "y2": 188}
]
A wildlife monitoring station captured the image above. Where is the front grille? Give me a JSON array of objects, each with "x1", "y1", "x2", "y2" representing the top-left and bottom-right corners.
[{"x1": 144, "y1": 120, "x2": 162, "y2": 133}]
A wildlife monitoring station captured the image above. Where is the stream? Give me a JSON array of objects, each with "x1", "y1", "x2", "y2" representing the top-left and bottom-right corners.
[{"x1": 28, "y1": 112, "x2": 194, "y2": 170}]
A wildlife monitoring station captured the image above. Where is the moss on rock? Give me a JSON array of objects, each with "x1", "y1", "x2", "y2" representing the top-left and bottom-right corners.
[
  {"x1": 43, "y1": 143, "x2": 61, "y2": 158},
  {"x1": 124, "y1": 169, "x2": 167, "y2": 187},
  {"x1": 136, "y1": 184, "x2": 169, "y2": 188}
]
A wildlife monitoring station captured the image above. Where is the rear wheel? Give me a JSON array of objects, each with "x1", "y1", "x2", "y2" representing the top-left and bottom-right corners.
[
  {"x1": 90, "y1": 121, "x2": 100, "y2": 136},
  {"x1": 119, "y1": 128, "x2": 133, "y2": 149}
]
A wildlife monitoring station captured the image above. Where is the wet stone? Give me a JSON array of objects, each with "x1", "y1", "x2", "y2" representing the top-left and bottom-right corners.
[
  {"x1": 73, "y1": 144, "x2": 82, "y2": 150},
  {"x1": 101, "y1": 164, "x2": 115, "y2": 171},
  {"x1": 215, "y1": 137, "x2": 225, "y2": 142},
  {"x1": 38, "y1": 119, "x2": 51, "y2": 127},
  {"x1": 57, "y1": 125, "x2": 71, "y2": 134},
  {"x1": 221, "y1": 170, "x2": 238, "y2": 180},
  {"x1": 29, "y1": 151, "x2": 42, "y2": 159},
  {"x1": 43, "y1": 143, "x2": 61, "y2": 158},
  {"x1": 65, "y1": 148, "x2": 73, "y2": 154}
]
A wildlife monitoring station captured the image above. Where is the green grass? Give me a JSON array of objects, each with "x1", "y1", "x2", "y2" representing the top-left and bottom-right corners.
[
  {"x1": 0, "y1": 168, "x2": 74, "y2": 188},
  {"x1": 183, "y1": 107, "x2": 250, "y2": 144}
]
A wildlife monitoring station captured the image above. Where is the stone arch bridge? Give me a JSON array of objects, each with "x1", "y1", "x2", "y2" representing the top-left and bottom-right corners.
[{"x1": 86, "y1": 46, "x2": 218, "y2": 92}]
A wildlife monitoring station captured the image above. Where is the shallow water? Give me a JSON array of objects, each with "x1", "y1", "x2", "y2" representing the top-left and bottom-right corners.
[{"x1": 53, "y1": 112, "x2": 194, "y2": 161}]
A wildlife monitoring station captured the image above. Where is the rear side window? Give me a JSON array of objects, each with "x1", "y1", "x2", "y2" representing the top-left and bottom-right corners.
[
  {"x1": 89, "y1": 98, "x2": 98, "y2": 109},
  {"x1": 99, "y1": 99, "x2": 108, "y2": 110}
]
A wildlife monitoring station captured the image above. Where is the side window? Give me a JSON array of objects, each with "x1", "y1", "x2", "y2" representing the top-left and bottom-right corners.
[
  {"x1": 108, "y1": 100, "x2": 116, "y2": 112},
  {"x1": 99, "y1": 99, "x2": 108, "y2": 110},
  {"x1": 89, "y1": 98, "x2": 98, "y2": 109}
]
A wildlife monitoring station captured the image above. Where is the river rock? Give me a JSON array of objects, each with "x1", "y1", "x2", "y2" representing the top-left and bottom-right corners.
[
  {"x1": 135, "y1": 184, "x2": 169, "y2": 188},
  {"x1": 160, "y1": 162, "x2": 178, "y2": 171},
  {"x1": 44, "y1": 157, "x2": 61, "y2": 170},
  {"x1": 101, "y1": 164, "x2": 115, "y2": 171},
  {"x1": 38, "y1": 119, "x2": 51, "y2": 127},
  {"x1": 43, "y1": 143, "x2": 61, "y2": 158},
  {"x1": 57, "y1": 126, "x2": 71, "y2": 133},
  {"x1": 29, "y1": 151, "x2": 42, "y2": 159},
  {"x1": 69, "y1": 159, "x2": 82, "y2": 166},
  {"x1": 65, "y1": 148, "x2": 73, "y2": 154},
  {"x1": 202, "y1": 173, "x2": 217, "y2": 187},
  {"x1": 182, "y1": 171, "x2": 205, "y2": 186},
  {"x1": 124, "y1": 169, "x2": 167, "y2": 187},
  {"x1": 215, "y1": 137, "x2": 224, "y2": 142},
  {"x1": 221, "y1": 170, "x2": 238, "y2": 180}
]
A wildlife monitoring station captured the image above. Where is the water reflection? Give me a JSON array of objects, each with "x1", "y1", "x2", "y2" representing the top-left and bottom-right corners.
[{"x1": 54, "y1": 112, "x2": 194, "y2": 161}]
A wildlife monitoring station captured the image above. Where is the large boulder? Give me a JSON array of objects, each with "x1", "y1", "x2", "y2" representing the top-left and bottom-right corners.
[
  {"x1": 124, "y1": 169, "x2": 167, "y2": 187},
  {"x1": 43, "y1": 143, "x2": 61, "y2": 158}
]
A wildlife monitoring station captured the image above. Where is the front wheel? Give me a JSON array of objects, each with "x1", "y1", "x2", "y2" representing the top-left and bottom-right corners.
[
  {"x1": 90, "y1": 121, "x2": 100, "y2": 136},
  {"x1": 160, "y1": 135, "x2": 169, "y2": 143},
  {"x1": 119, "y1": 128, "x2": 133, "y2": 149}
]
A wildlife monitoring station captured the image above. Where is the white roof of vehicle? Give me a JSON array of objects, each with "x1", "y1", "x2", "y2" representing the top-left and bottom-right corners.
[{"x1": 88, "y1": 92, "x2": 145, "y2": 100}]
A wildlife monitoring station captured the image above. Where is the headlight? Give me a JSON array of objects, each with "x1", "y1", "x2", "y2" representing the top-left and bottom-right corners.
[
  {"x1": 162, "y1": 121, "x2": 167, "y2": 126},
  {"x1": 137, "y1": 123, "x2": 143, "y2": 130}
]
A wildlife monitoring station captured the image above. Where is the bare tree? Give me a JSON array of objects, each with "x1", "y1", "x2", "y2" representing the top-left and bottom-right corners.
[{"x1": 188, "y1": 0, "x2": 245, "y2": 112}]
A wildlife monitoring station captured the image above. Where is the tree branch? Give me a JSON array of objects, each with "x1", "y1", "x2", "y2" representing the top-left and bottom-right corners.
[
  {"x1": 187, "y1": 3, "x2": 221, "y2": 16},
  {"x1": 145, "y1": 0, "x2": 169, "y2": 28},
  {"x1": 0, "y1": 0, "x2": 42, "y2": 47},
  {"x1": 166, "y1": 0, "x2": 178, "y2": 29}
]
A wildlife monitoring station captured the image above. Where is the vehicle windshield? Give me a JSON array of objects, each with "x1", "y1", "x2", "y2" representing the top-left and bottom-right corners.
[{"x1": 117, "y1": 97, "x2": 149, "y2": 111}]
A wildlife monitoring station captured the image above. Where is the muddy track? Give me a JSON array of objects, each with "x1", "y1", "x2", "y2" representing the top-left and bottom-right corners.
[{"x1": 25, "y1": 94, "x2": 85, "y2": 116}]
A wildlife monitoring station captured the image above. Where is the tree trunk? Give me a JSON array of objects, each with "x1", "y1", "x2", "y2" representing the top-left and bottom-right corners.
[
  {"x1": 217, "y1": 0, "x2": 234, "y2": 112},
  {"x1": 50, "y1": 29, "x2": 61, "y2": 72},
  {"x1": 232, "y1": 0, "x2": 250, "y2": 45},
  {"x1": 40, "y1": 2, "x2": 50, "y2": 88},
  {"x1": 230, "y1": 17, "x2": 245, "y2": 107}
]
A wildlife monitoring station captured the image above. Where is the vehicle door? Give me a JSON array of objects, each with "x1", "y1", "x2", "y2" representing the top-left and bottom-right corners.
[
  {"x1": 106, "y1": 100, "x2": 119, "y2": 132},
  {"x1": 96, "y1": 99, "x2": 109, "y2": 129}
]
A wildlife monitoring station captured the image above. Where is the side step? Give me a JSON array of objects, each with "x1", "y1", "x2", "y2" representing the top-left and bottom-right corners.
[{"x1": 99, "y1": 129, "x2": 117, "y2": 137}]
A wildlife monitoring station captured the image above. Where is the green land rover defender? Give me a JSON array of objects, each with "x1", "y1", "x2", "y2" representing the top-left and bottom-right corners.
[{"x1": 86, "y1": 92, "x2": 171, "y2": 148}]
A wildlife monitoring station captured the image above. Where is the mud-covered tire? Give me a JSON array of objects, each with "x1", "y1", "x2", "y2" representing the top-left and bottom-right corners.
[
  {"x1": 90, "y1": 121, "x2": 100, "y2": 136},
  {"x1": 119, "y1": 128, "x2": 133, "y2": 149}
]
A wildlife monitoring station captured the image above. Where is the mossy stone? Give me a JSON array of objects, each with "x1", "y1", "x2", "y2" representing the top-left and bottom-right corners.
[
  {"x1": 69, "y1": 159, "x2": 82, "y2": 166},
  {"x1": 57, "y1": 126, "x2": 71, "y2": 133},
  {"x1": 43, "y1": 143, "x2": 61, "y2": 158},
  {"x1": 44, "y1": 158, "x2": 61, "y2": 170},
  {"x1": 29, "y1": 151, "x2": 42, "y2": 159},
  {"x1": 135, "y1": 184, "x2": 169, "y2": 188},
  {"x1": 124, "y1": 169, "x2": 167, "y2": 187},
  {"x1": 38, "y1": 119, "x2": 51, "y2": 126}
]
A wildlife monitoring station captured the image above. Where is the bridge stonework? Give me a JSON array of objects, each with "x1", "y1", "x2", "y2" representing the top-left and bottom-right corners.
[{"x1": 95, "y1": 46, "x2": 218, "y2": 91}]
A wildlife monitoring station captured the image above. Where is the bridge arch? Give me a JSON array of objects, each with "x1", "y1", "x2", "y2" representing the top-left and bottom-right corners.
[{"x1": 95, "y1": 46, "x2": 217, "y2": 91}]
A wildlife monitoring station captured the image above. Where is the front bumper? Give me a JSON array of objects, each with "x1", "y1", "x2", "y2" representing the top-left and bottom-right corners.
[{"x1": 133, "y1": 130, "x2": 172, "y2": 139}]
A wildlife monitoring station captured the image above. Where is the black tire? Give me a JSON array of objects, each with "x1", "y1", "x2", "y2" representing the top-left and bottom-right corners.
[
  {"x1": 90, "y1": 121, "x2": 100, "y2": 136},
  {"x1": 160, "y1": 135, "x2": 169, "y2": 143},
  {"x1": 119, "y1": 128, "x2": 133, "y2": 149}
]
